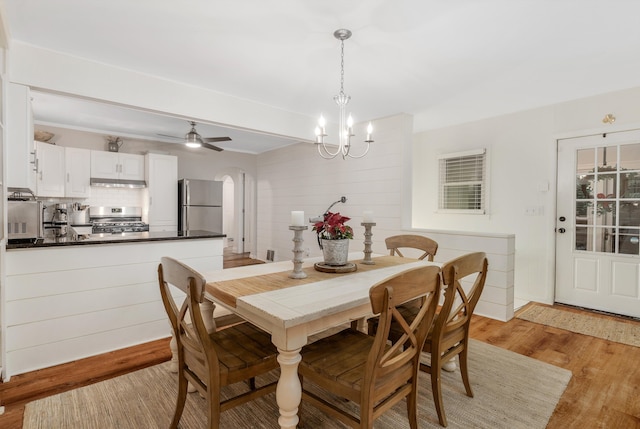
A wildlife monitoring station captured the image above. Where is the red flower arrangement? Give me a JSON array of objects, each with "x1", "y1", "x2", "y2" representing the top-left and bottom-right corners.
[{"x1": 313, "y1": 211, "x2": 354, "y2": 240}]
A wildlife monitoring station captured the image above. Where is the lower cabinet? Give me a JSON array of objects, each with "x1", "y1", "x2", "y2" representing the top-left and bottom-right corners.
[{"x1": 3, "y1": 238, "x2": 223, "y2": 379}]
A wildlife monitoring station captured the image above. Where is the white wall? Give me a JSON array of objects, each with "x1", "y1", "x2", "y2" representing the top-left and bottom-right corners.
[{"x1": 413, "y1": 86, "x2": 640, "y2": 304}]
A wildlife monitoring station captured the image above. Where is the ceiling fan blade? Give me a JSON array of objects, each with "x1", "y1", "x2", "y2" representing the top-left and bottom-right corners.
[
  {"x1": 202, "y1": 143, "x2": 224, "y2": 152},
  {"x1": 203, "y1": 137, "x2": 232, "y2": 143},
  {"x1": 157, "y1": 133, "x2": 182, "y2": 139}
]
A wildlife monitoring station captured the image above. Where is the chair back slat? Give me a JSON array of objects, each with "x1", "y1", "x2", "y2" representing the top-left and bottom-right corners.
[{"x1": 385, "y1": 234, "x2": 438, "y2": 261}]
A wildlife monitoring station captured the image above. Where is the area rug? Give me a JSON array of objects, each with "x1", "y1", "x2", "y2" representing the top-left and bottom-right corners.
[
  {"x1": 517, "y1": 304, "x2": 640, "y2": 347},
  {"x1": 23, "y1": 339, "x2": 571, "y2": 429}
]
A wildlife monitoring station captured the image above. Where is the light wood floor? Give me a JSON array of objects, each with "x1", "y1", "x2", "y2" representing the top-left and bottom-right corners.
[{"x1": 1, "y1": 254, "x2": 639, "y2": 428}]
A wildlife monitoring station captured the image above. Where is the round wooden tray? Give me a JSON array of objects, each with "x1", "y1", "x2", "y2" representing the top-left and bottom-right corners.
[{"x1": 314, "y1": 262, "x2": 357, "y2": 273}]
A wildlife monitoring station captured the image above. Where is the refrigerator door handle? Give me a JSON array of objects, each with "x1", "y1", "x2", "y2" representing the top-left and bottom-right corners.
[{"x1": 184, "y1": 205, "x2": 189, "y2": 231}]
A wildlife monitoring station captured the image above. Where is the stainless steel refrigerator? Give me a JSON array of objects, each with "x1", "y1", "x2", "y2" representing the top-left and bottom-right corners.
[{"x1": 178, "y1": 179, "x2": 223, "y2": 232}]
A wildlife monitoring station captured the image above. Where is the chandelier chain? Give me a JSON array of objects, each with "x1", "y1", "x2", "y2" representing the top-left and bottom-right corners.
[{"x1": 339, "y1": 39, "x2": 345, "y2": 95}]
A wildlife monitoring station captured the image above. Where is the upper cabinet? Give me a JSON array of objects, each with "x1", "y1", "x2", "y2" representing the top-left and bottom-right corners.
[
  {"x1": 6, "y1": 83, "x2": 36, "y2": 191},
  {"x1": 90, "y1": 151, "x2": 145, "y2": 184},
  {"x1": 65, "y1": 147, "x2": 91, "y2": 198},
  {"x1": 35, "y1": 141, "x2": 65, "y2": 197}
]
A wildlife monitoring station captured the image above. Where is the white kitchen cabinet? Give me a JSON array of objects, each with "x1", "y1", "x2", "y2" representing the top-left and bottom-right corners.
[
  {"x1": 90, "y1": 151, "x2": 145, "y2": 181},
  {"x1": 6, "y1": 83, "x2": 36, "y2": 191},
  {"x1": 65, "y1": 147, "x2": 91, "y2": 198},
  {"x1": 35, "y1": 141, "x2": 65, "y2": 197},
  {"x1": 145, "y1": 153, "x2": 178, "y2": 231}
]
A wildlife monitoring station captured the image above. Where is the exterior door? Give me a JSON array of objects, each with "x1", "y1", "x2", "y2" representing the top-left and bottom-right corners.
[{"x1": 556, "y1": 130, "x2": 640, "y2": 318}]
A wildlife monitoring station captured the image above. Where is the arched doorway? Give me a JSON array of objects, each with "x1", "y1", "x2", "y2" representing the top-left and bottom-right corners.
[{"x1": 215, "y1": 169, "x2": 256, "y2": 257}]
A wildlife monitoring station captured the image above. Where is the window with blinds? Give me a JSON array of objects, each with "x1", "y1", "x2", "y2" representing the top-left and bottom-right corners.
[{"x1": 438, "y1": 149, "x2": 487, "y2": 213}]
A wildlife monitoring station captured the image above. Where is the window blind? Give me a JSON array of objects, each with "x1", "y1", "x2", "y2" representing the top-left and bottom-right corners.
[{"x1": 438, "y1": 150, "x2": 486, "y2": 212}]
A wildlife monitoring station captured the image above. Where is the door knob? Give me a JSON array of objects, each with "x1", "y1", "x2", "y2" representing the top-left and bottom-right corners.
[{"x1": 558, "y1": 228, "x2": 566, "y2": 233}]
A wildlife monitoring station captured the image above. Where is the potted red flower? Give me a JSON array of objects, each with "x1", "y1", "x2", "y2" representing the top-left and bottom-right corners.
[{"x1": 313, "y1": 211, "x2": 353, "y2": 265}]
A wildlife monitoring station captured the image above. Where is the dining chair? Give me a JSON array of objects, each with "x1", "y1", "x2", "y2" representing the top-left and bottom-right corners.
[
  {"x1": 158, "y1": 256, "x2": 279, "y2": 429},
  {"x1": 367, "y1": 234, "x2": 439, "y2": 336},
  {"x1": 365, "y1": 252, "x2": 488, "y2": 426},
  {"x1": 385, "y1": 234, "x2": 439, "y2": 261},
  {"x1": 298, "y1": 265, "x2": 442, "y2": 429},
  {"x1": 424, "y1": 251, "x2": 488, "y2": 427}
]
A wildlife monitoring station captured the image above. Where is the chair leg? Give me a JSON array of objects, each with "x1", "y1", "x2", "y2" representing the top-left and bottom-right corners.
[
  {"x1": 406, "y1": 378, "x2": 419, "y2": 429},
  {"x1": 430, "y1": 358, "x2": 448, "y2": 427},
  {"x1": 248, "y1": 376, "x2": 256, "y2": 390},
  {"x1": 207, "y1": 385, "x2": 222, "y2": 429},
  {"x1": 170, "y1": 371, "x2": 188, "y2": 429},
  {"x1": 459, "y1": 347, "x2": 474, "y2": 398}
]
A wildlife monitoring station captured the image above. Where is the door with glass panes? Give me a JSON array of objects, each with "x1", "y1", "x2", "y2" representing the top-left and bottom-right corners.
[{"x1": 556, "y1": 131, "x2": 640, "y2": 318}]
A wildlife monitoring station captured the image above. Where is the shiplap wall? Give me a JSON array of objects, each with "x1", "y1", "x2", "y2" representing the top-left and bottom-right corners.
[
  {"x1": 254, "y1": 114, "x2": 515, "y2": 321},
  {"x1": 255, "y1": 114, "x2": 412, "y2": 264},
  {"x1": 4, "y1": 238, "x2": 223, "y2": 378}
]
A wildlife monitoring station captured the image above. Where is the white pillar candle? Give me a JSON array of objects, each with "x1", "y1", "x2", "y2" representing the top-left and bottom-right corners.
[
  {"x1": 291, "y1": 211, "x2": 305, "y2": 226},
  {"x1": 363, "y1": 211, "x2": 374, "y2": 223}
]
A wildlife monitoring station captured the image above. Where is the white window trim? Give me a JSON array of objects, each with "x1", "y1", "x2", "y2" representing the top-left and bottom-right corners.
[{"x1": 437, "y1": 148, "x2": 488, "y2": 215}]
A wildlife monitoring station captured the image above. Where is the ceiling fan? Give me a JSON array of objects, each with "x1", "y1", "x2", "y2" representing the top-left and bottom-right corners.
[{"x1": 159, "y1": 121, "x2": 231, "y2": 151}]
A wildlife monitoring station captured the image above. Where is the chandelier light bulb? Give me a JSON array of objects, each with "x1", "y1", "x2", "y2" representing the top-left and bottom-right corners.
[{"x1": 315, "y1": 29, "x2": 373, "y2": 160}]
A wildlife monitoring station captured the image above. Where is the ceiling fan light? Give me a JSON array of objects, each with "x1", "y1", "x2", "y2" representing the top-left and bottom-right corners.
[{"x1": 185, "y1": 142, "x2": 201, "y2": 148}]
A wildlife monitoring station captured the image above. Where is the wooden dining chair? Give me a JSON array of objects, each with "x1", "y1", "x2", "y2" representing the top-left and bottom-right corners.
[
  {"x1": 158, "y1": 256, "x2": 279, "y2": 429},
  {"x1": 423, "y1": 252, "x2": 488, "y2": 427},
  {"x1": 366, "y1": 252, "x2": 488, "y2": 426},
  {"x1": 385, "y1": 234, "x2": 439, "y2": 261},
  {"x1": 298, "y1": 265, "x2": 442, "y2": 428},
  {"x1": 367, "y1": 234, "x2": 439, "y2": 336}
]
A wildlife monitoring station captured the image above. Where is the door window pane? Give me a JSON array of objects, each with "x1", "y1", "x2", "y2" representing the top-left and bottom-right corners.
[
  {"x1": 620, "y1": 172, "x2": 640, "y2": 198},
  {"x1": 595, "y1": 173, "x2": 617, "y2": 196},
  {"x1": 575, "y1": 201, "x2": 592, "y2": 218},
  {"x1": 576, "y1": 174, "x2": 594, "y2": 199},
  {"x1": 619, "y1": 202, "x2": 640, "y2": 227},
  {"x1": 576, "y1": 148, "x2": 595, "y2": 174},
  {"x1": 618, "y1": 229, "x2": 640, "y2": 255},
  {"x1": 620, "y1": 143, "x2": 640, "y2": 170},
  {"x1": 575, "y1": 226, "x2": 590, "y2": 251},
  {"x1": 595, "y1": 201, "x2": 616, "y2": 226},
  {"x1": 594, "y1": 227, "x2": 615, "y2": 253},
  {"x1": 597, "y1": 146, "x2": 617, "y2": 171}
]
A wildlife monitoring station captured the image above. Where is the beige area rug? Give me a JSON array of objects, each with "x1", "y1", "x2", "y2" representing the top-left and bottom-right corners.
[
  {"x1": 23, "y1": 339, "x2": 571, "y2": 429},
  {"x1": 518, "y1": 304, "x2": 640, "y2": 347}
]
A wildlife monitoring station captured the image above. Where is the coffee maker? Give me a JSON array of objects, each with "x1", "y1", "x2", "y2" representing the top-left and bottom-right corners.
[{"x1": 52, "y1": 203, "x2": 68, "y2": 236}]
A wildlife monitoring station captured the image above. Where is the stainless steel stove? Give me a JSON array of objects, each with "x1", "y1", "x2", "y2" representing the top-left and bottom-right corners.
[{"x1": 89, "y1": 206, "x2": 149, "y2": 234}]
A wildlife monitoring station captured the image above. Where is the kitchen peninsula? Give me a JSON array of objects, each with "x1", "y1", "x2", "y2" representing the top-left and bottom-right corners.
[{"x1": 4, "y1": 230, "x2": 225, "y2": 379}]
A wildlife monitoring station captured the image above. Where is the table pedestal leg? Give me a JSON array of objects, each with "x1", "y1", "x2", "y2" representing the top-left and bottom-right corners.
[
  {"x1": 276, "y1": 348, "x2": 302, "y2": 429},
  {"x1": 169, "y1": 333, "x2": 178, "y2": 373}
]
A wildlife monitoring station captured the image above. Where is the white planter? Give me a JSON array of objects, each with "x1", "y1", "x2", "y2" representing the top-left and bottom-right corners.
[{"x1": 321, "y1": 238, "x2": 350, "y2": 266}]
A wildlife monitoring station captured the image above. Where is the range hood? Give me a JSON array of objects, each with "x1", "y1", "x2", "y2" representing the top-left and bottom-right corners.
[{"x1": 90, "y1": 178, "x2": 147, "y2": 188}]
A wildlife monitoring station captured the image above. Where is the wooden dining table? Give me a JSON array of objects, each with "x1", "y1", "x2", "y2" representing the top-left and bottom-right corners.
[{"x1": 200, "y1": 253, "x2": 440, "y2": 429}]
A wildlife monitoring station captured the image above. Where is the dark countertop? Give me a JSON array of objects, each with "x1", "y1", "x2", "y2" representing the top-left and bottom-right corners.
[{"x1": 7, "y1": 229, "x2": 226, "y2": 249}]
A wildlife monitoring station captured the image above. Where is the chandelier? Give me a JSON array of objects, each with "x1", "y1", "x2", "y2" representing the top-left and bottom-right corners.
[{"x1": 315, "y1": 29, "x2": 373, "y2": 159}]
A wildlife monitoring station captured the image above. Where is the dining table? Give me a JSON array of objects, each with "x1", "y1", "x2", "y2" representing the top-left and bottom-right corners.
[{"x1": 199, "y1": 252, "x2": 440, "y2": 429}]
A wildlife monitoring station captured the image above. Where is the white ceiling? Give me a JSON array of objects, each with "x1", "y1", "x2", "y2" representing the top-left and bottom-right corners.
[{"x1": 5, "y1": 0, "x2": 640, "y2": 153}]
